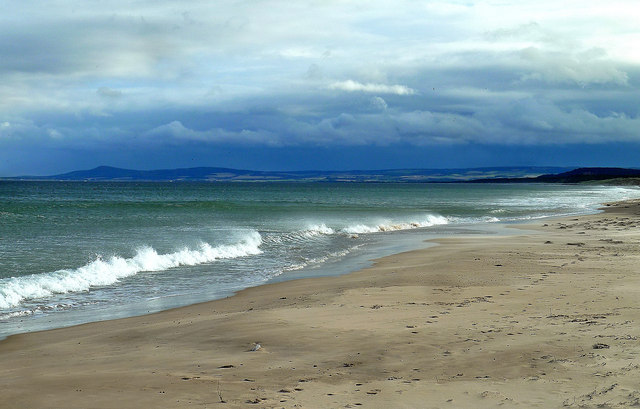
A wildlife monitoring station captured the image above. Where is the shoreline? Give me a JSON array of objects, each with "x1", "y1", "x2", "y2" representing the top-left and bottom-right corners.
[
  {"x1": 2, "y1": 200, "x2": 640, "y2": 408},
  {"x1": 0, "y1": 220, "x2": 525, "y2": 341}
]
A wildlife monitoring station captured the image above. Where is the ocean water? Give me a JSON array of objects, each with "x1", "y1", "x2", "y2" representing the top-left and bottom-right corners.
[{"x1": 1, "y1": 181, "x2": 639, "y2": 338}]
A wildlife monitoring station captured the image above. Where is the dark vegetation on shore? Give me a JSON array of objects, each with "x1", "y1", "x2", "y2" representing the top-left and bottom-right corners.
[{"x1": 470, "y1": 167, "x2": 640, "y2": 184}]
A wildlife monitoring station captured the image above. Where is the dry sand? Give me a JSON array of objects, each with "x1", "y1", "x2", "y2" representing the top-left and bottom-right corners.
[{"x1": 2, "y1": 200, "x2": 640, "y2": 408}]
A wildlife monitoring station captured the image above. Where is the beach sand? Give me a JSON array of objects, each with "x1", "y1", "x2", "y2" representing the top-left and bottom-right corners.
[{"x1": 2, "y1": 200, "x2": 640, "y2": 408}]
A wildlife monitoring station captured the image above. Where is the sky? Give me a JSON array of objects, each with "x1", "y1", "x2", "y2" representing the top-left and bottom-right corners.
[{"x1": 1, "y1": 0, "x2": 640, "y2": 176}]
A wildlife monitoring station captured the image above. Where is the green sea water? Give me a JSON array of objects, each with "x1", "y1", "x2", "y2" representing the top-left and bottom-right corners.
[{"x1": 1, "y1": 181, "x2": 639, "y2": 337}]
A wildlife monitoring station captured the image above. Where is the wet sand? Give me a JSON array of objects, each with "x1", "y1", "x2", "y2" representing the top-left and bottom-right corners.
[{"x1": 2, "y1": 200, "x2": 640, "y2": 408}]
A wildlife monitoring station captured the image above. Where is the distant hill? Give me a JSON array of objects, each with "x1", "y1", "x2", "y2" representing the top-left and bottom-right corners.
[
  {"x1": 538, "y1": 167, "x2": 640, "y2": 183},
  {"x1": 5, "y1": 165, "x2": 573, "y2": 182},
  {"x1": 471, "y1": 167, "x2": 640, "y2": 184}
]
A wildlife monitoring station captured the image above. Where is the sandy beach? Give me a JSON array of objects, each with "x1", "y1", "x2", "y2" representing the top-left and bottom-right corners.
[{"x1": 2, "y1": 200, "x2": 640, "y2": 408}]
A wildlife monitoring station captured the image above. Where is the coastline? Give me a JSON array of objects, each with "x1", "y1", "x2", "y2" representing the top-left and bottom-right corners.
[
  {"x1": 0, "y1": 221, "x2": 521, "y2": 340},
  {"x1": 2, "y1": 200, "x2": 640, "y2": 408}
]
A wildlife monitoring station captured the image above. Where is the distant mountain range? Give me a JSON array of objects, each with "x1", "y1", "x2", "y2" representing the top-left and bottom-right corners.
[
  {"x1": 4, "y1": 165, "x2": 640, "y2": 183},
  {"x1": 6, "y1": 165, "x2": 575, "y2": 182}
]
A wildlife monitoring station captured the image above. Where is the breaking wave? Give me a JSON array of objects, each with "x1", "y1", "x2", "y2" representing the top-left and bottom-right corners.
[
  {"x1": 263, "y1": 215, "x2": 448, "y2": 244},
  {"x1": 342, "y1": 214, "x2": 449, "y2": 234},
  {"x1": 0, "y1": 231, "x2": 263, "y2": 309}
]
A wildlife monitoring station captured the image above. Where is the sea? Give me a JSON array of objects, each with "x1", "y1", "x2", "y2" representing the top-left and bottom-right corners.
[{"x1": 2, "y1": 181, "x2": 639, "y2": 339}]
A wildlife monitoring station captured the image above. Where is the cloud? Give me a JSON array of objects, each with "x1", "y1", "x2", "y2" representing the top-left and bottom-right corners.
[
  {"x1": 144, "y1": 120, "x2": 279, "y2": 146},
  {"x1": 518, "y1": 47, "x2": 629, "y2": 86},
  {"x1": 370, "y1": 96, "x2": 388, "y2": 111},
  {"x1": 97, "y1": 87, "x2": 123, "y2": 98},
  {"x1": 483, "y1": 20, "x2": 631, "y2": 86},
  {"x1": 3, "y1": 1, "x2": 640, "y2": 174},
  {"x1": 328, "y1": 80, "x2": 417, "y2": 95}
]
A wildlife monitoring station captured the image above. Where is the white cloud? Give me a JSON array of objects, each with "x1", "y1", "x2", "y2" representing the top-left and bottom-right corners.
[
  {"x1": 328, "y1": 80, "x2": 416, "y2": 95},
  {"x1": 518, "y1": 47, "x2": 629, "y2": 86},
  {"x1": 144, "y1": 120, "x2": 280, "y2": 146},
  {"x1": 47, "y1": 129, "x2": 64, "y2": 139},
  {"x1": 370, "y1": 96, "x2": 388, "y2": 111}
]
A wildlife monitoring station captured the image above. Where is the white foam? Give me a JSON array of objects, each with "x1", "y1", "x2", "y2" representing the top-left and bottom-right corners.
[
  {"x1": 302, "y1": 224, "x2": 335, "y2": 237},
  {"x1": 0, "y1": 231, "x2": 262, "y2": 309},
  {"x1": 267, "y1": 216, "x2": 449, "y2": 245},
  {"x1": 0, "y1": 310, "x2": 34, "y2": 320},
  {"x1": 265, "y1": 224, "x2": 336, "y2": 245},
  {"x1": 342, "y1": 214, "x2": 448, "y2": 234}
]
